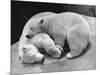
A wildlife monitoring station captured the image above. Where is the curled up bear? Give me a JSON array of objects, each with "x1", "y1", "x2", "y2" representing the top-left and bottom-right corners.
[{"x1": 18, "y1": 12, "x2": 90, "y2": 63}]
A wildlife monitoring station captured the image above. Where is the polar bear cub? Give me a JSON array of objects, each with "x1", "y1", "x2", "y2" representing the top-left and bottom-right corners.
[
  {"x1": 29, "y1": 33, "x2": 63, "y2": 58},
  {"x1": 19, "y1": 44, "x2": 44, "y2": 64}
]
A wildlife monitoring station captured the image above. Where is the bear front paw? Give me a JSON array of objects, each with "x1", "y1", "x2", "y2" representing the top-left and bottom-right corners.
[{"x1": 47, "y1": 46, "x2": 62, "y2": 58}]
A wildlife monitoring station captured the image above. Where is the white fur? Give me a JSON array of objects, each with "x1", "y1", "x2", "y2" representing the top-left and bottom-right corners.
[
  {"x1": 18, "y1": 44, "x2": 44, "y2": 63},
  {"x1": 30, "y1": 33, "x2": 62, "y2": 58}
]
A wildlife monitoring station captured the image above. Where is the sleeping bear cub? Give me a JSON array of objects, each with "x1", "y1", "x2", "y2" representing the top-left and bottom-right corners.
[
  {"x1": 30, "y1": 33, "x2": 63, "y2": 58},
  {"x1": 18, "y1": 33, "x2": 63, "y2": 64}
]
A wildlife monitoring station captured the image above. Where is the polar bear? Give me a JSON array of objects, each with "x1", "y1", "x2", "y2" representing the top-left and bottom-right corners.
[
  {"x1": 29, "y1": 33, "x2": 63, "y2": 58},
  {"x1": 24, "y1": 12, "x2": 90, "y2": 59},
  {"x1": 18, "y1": 44, "x2": 44, "y2": 64}
]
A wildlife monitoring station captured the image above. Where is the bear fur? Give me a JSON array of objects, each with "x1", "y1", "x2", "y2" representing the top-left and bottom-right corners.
[
  {"x1": 18, "y1": 44, "x2": 44, "y2": 64},
  {"x1": 30, "y1": 33, "x2": 63, "y2": 58},
  {"x1": 19, "y1": 12, "x2": 90, "y2": 61}
]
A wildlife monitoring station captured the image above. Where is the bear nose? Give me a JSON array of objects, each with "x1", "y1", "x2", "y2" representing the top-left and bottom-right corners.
[{"x1": 26, "y1": 34, "x2": 33, "y2": 39}]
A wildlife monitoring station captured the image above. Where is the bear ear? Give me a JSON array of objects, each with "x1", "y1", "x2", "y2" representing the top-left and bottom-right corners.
[
  {"x1": 39, "y1": 19, "x2": 45, "y2": 30},
  {"x1": 39, "y1": 19, "x2": 44, "y2": 24}
]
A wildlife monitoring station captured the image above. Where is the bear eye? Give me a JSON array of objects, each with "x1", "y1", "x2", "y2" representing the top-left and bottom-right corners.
[
  {"x1": 30, "y1": 27, "x2": 34, "y2": 31},
  {"x1": 22, "y1": 48, "x2": 28, "y2": 53}
]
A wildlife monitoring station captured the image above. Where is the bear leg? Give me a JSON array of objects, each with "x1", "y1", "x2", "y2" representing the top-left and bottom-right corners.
[{"x1": 66, "y1": 25, "x2": 89, "y2": 59}]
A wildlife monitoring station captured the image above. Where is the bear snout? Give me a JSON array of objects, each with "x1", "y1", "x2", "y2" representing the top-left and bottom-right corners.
[{"x1": 26, "y1": 34, "x2": 34, "y2": 39}]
